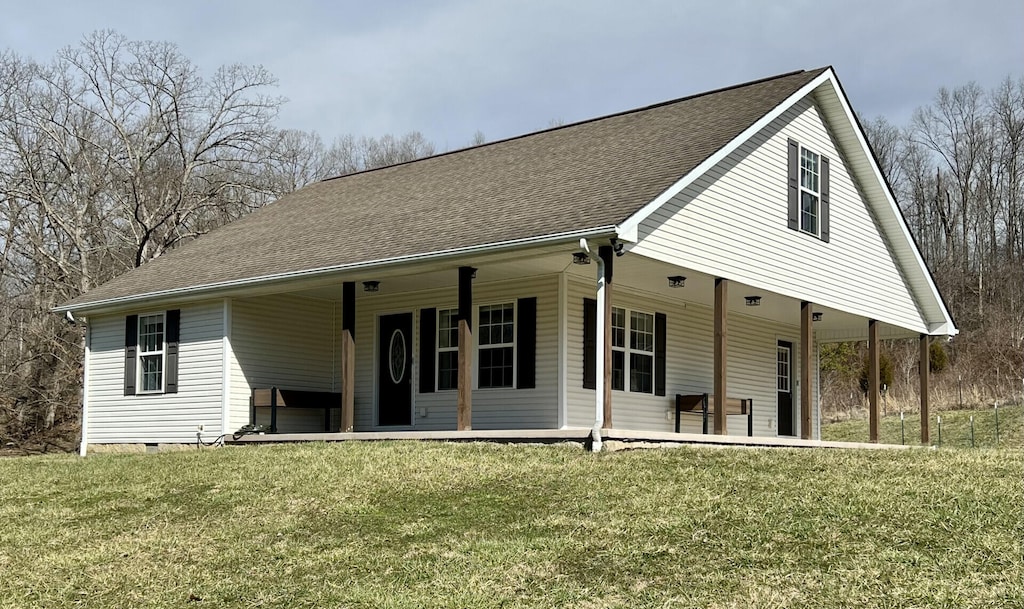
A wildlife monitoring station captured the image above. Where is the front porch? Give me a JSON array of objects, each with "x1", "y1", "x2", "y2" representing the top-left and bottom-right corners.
[
  {"x1": 225, "y1": 426, "x2": 915, "y2": 451},
  {"x1": 228, "y1": 240, "x2": 931, "y2": 444}
]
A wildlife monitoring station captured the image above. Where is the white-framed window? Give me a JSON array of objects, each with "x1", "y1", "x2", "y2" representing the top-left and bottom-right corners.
[
  {"x1": 611, "y1": 307, "x2": 626, "y2": 391},
  {"x1": 610, "y1": 307, "x2": 655, "y2": 394},
  {"x1": 478, "y1": 302, "x2": 514, "y2": 388},
  {"x1": 777, "y1": 345, "x2": 791, "y2": 393},
  {"x1": 799, "y1": 146, "x2": 820, "y2": 236},
  {"x1": 138, "y1": 312, "x2": 166, "y2": 393},
  {"x1": 437, "y1": 308, "x2": 459, "y2": 391}
]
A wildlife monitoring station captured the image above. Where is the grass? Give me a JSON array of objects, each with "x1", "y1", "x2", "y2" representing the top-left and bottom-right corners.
[
  {"x1": 822, "y1": 403, "x2": 1024, "y2": 448},
  {"x1": 0, "y1": 442, "x2": 1020, "y2": 608}
]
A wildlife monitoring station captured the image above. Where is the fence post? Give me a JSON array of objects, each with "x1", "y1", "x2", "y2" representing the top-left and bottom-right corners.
[
  {"x1": 900, "y1": 411, "x2": 905, "y2": 445},
  {"x1": 958, "y1": 375, "x2": 963, "y2": 409},
  {"x1": 937, "y1": 415, "x2": 942, "y2": 448},
  {"x1": 994, "y1": 402, "x2": 999, "y2": 447},
  {"x1": 970, "y1": 415, "x2": 975, "y2": 448}
]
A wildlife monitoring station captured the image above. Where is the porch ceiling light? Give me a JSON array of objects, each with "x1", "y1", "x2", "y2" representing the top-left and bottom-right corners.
[
  {"x1": 668, "y1": 275, "x2": 686, "y2": 288},
  {"x1": 572, "y1": 252, "x2": 591, "y2": 265},
  {"x1": 362, "y1": 281, "x2": 380, "y2": 293},
  {"x1": 812, "y1": 312, "x2": 823, "y2": 322},
  {"x1": 744, "y1": 295, "x2": 761, "y2": 306}
]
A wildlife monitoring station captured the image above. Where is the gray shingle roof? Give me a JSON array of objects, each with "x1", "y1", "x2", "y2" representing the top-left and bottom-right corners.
[{"x1": 64, "y1": 68, "x2": 827, "y2": 310}]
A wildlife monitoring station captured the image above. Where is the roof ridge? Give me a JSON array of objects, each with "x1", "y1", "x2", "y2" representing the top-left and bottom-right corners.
[{"x1": 321, "y1": 67, "x2": 826, "y2": 184}]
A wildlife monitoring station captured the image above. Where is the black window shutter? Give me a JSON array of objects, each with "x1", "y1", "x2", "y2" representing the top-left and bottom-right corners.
[
  {"x1": 655, "y1": 312, "x2": 667, "y2": 396},
  {"x1": 419, "y1": 308, "x2": 436, "y2": 393},
  {"x1": 787, "y1": 138, "x2": 800, "y2": 231},
  {"x1": 124, "y1": 315, "x2": 138, "y2": 396},
  {"x1": 583, "y1": 298, "x2": 596, "y2": 390},
  {"x1": 820, "y1": 156, "x2": 831, "y2": 243},
  {"x1": 516, "y1": 297, "x2": 536, "y2": 389},
  {"x1": 165, "y1": 309, "x2": 180, "y2": 394}
]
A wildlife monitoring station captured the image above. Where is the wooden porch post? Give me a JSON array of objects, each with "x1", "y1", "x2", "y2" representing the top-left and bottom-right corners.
[
  {"x1": 920, "y1": 334, "x2": 930, "y2": 445},
  {"x1": 340, "y1": 281, "x2": 356, "y2": 432},
  {"x1": 599, "y1": 245, "x2": 614, "y2": 429},
  {"x1": 457, "y1": 266, "x2": 475, "y2": 431},
  {"x1": 713, "y1": 277, "x2": 728, "y2": 435},
  {"x1": 868, "y1": 319, "x2": 880, "y2": 443},
  {"x1": 800, "y1": 301, "x2": 812, "y2": 440}
]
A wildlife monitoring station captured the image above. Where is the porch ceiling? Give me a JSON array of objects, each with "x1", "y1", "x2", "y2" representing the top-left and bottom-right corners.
[{"x1": 280, "y1": 244, "x2": 914, "y2": 342}]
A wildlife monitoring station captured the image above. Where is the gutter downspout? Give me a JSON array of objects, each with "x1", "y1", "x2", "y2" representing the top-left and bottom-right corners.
[
  {"x1": 579, "y1": 239, "x2": 604, "y2": 452},
  {"x1": 77, "y1": 314, "x2": 89, "y2": 457}
]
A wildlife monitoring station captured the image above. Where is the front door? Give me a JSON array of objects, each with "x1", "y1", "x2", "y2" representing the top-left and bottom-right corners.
[
  {"x1": 378, "y1": 313, "x2": 413, "y2": 426},
  {"x1": 777, "y1": 341, "x2": 794, "y2": 436}
]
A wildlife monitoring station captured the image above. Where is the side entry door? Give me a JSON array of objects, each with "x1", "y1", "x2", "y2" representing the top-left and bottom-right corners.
[{"x1": 777, "y1": 341, "x2": 794, "y2": 436}]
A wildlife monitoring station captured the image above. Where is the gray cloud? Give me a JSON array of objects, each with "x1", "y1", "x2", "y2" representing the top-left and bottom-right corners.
[{"x1": 3, "y1": 0, "x2": 1020, "y2": 147}]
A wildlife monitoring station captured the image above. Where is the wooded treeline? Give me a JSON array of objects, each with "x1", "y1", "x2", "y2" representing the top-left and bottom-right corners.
[
  {"x1": 0, "y1": 32, "x2": 1020, "y2": 444},
  {"x1": 0, "y1": 32, "x2": 438, "y2": 441},
  {"x1": 838, "y1": 77, "x2": 1024, "y2": 413}
]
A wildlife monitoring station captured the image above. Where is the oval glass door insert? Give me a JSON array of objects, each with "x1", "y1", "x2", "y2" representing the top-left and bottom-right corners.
[{"x1": 389, "y1": 329, "x2": 407, "y2": 383}]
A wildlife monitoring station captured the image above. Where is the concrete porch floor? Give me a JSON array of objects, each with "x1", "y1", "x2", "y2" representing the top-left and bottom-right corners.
[{"x1": 225, "y1": 428, "x2": 916, "y2": 451}]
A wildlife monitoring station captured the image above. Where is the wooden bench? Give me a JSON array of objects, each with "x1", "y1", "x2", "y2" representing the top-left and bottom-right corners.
[
  {"x1": 250, "y1": 387, "x2": 342, "y2": 433},
  {"x1": 675, "y1": 393, "x2": 753, "y2": 436}
]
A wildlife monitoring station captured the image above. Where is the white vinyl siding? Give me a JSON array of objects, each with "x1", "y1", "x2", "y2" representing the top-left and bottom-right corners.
[
  {"x1": 230, "y1": 293, "x2": 339, "y2": 433},
  {"x1": 630, "y1": 96, "x2": 927, "y2": 333},
  {"x1": 84, "y1": 301, "x2": 223, "y2": 444},
  {"x1": 565, "y1": 278, "x2": 818, "y2": 438}
]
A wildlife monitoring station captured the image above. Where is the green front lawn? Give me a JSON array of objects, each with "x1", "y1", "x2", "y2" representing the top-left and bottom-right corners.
[{"x1": 0, "y1": 442, "x2": 1020, "y2": 608}]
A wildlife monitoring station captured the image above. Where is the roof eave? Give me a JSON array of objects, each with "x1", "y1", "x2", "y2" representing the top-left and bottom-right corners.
[
  {"x1": 616, "y1": 68, "x2": 834, "y2": 242},
  {"x1": 55, "y1": 226, "x2": 618, "y2": 315},
  {"x1": 618, "y1": 67, "x2": 958, "y2": 337}
]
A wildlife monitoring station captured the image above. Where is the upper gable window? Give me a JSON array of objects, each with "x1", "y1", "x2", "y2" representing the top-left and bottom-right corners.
[
  {"x1": 787, "y1": 138, "x2": 830, "y2": 243},
  {"x1": 799, "y1": 147, "x2": 820, "y2": 236}
]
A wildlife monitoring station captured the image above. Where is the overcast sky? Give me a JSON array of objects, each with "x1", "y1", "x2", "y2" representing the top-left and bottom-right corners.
[{"x1": 2, "y1": 0, "x2": 1022, "y2": 149}]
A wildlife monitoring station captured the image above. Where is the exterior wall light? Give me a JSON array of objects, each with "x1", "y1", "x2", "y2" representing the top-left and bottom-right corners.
[
  {"x1": 744, "y1": 296, "x2": 761, "y2": 306},
  {"x1": 362, "y1": 281, "x2": 380, "y2": 292},
  {"x1": 812, "y1": 312, "x2": 823, "y2": 322},
  {"x1": 668, "y1": 276, "x2": 686, "y2": 288},
  {"x1": 572, "y1": 253, "x2": 591, "y2": 265}
]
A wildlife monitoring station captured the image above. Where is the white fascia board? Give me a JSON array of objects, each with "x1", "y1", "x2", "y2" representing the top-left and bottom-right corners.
[
  {"x1": 615, "y1": 69, "x2": 835, "y2": 243},
  {"x1": 55, "y1": 226, "x2": 617, "y2": 315}
]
